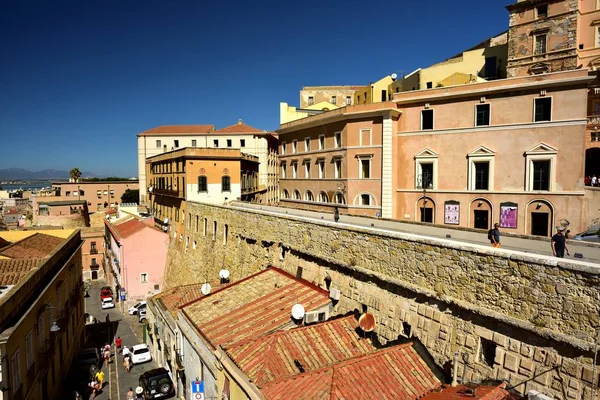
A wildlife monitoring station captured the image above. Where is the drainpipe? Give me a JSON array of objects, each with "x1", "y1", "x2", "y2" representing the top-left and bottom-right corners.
[{"x1": 451, "y1": 351, "x2": 459, "y2": 387}]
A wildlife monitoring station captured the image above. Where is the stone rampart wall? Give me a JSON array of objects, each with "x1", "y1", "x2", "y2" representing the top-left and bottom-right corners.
[{"x1": 163, "y1": 202, "x2": 600, "y2": 399}]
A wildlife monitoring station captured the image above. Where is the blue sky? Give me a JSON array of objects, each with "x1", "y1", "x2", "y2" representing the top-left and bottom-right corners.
[{"x1": 0, "y1": 0, "x2": 509, "y2": 177}]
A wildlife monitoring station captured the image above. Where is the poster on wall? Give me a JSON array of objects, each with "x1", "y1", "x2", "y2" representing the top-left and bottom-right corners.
[
  {"x1": 444, "y1": 200, "x2": 460, "y2": 225},
  {"x1": 500, "y1": 202, "x2": 518, "y2": 228}
]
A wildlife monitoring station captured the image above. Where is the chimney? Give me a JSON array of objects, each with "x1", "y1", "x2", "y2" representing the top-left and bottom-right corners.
[{"x1": 238, "y1": 119, "x2": 243, "y2": 125}]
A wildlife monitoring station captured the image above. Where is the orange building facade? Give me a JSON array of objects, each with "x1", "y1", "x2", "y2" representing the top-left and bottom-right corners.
[{"x1": 49, "y1": 180, "x2": 139, "y2": 211}]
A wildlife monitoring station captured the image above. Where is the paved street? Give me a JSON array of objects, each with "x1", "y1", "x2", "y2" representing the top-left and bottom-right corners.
[
  {"x1": 231, "y1": 202, "x2": 600, "y2": 264},
  {"x1": 68, "y1": 280, "x2": 159, "y2": 400}
]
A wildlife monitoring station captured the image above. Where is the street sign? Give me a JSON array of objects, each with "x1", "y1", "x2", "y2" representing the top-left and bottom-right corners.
[
  {"x1": 192, "y1": 381, "x2": 204, "y2": 394},
  {"x1": 120, "y1": 294, "x2": 126, "y2": 301}
]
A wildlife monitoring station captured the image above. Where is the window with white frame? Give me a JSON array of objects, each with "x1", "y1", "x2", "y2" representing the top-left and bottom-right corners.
[
  {"x1": 319, "y1": 191, "x2": 329, "y2": 202},
  {"x1": 304, "y1": 161, "x2": 311, "y2": 178},
  {"x1": 346, "y1": 96, "x2": 352, "y2": 105},
  {"x1": 305, "y1": 191, "x2": 314, "y2": 201},
  {"x1": 292, "y1": 162, "x2": 298, "y2": 179},
  {"x1": 140, "y1": 273, "x2": 148, "y2": 283},
  {"x1": 293, "y1": 190, "x2": 301, "y2": 200},
  {"x1": 213, "y1": 139, "x2": 219, "y2": 148},
  {"x1": 334, "y1": 192, "x2": 345, "y2": 204},
  {"x1": 534, "y1": 97, "x2": 552, "y2": 122},
  {"x1": 292, "y1": 140, "x2": 297, "y2": 153},
  {"x1": 281, "y1": 142, "x2": 286, "y2": 155},
  {"x1": 525, "y1": 143, "x2": 557, "y2": 191},
  {"x1": 359, "y1": 129, "x2": 372, "y2": 146},
  {"x1": 26, "y1": 331, "x2": 34, "y2": 369},
  {"x1": 359, "y1": 193, "x2": 373, "y2": 206},
  {"x1": 192, "y1": 139, "x2": 197, "y2": 147},
  {"x1": 421, "y1": 109, "x2": 434, "y2": 130},
  {"x1": 414, "y1": 149, "x2": 438, "y2": 189},
  {"x1": 304, "y1": 138, "x2": 310, "y2": 152},
  {"x1": 334, "y1": 132, "x2": 341, "y2": 148},
  {"x1": 308, "y1": 96, "x2": 314, "y2": 105},
  {"x1": 319, "y1": 135, "x2": 325, "y2": 150},
  {"x1": 467, "y1": 146, "x2": 495, "y2": 191},
  {"x1": 282, "y1": 189, "x2": 289, "y2": 199},
  {"x1": 534, "y1": 34, "x2": 547, "y2": 55},
  {"x1": 318, "y1": 159, "x2": 325, "y2": 178},
  {"x1": 358, "y1": 156, "x2": 372, "y2": 178},
  {"x1": 334, "y1": 158, "x2": 342, "y2": 179},
  {"x1": 281, "y1": 163, "x2": 287, "y2": 179},
  {"x1": 12, "y1": 348, "x2": 21, "y2": 393}
]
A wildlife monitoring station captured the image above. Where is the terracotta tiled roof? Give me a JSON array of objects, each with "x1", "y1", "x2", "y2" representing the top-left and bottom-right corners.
[
  {"x1": 181, "y1": 267, "x2": 329, "y2": 349},
  {"x1": 0, "y1": 233, "x2": 64, "y2": 259},
  {"x1": 113, "y1": 219, "x2": 146, "y2": 239},
  {"x1": 140, "y1": 125, "x2": 215, "y2": 135},
  {"x1": 224, "y1": 315, "x2": 376, "y2": 387},
  {"x1": 421, "y1": 383, "x2": 517, "y2": 400},
  {"x1": 0, "y1": 258, "x2": 43, "y2": 285},
  {"x1": 260, "y1": 343, "x2": 441, "y2": 400},
  {"x1": 214, "y1": 121, "x2": 266, "y2": 134}
]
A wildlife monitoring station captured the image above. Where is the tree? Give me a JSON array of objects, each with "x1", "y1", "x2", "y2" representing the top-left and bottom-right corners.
[
  {"x1": 70, "y1": 167, "x2": 82, "y2": 182},
  {"x1": 121, "y1": 189, "x2": 139, "y2": 204}
]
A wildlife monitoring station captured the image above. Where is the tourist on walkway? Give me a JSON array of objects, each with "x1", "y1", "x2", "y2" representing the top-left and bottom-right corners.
[
  {"x1": 334, "y1": 207, "x2": 340, "y2": 223},
  {"x1": 95, "y1": 369, "x2": 105, "y2": 388},
  {"x1": 123, "y1": 346, "x2": 132, "y2": 372},
  {"x1": 105, "y1": 314, "x2": 111, "y2": 323},
  {"x1": 127, "y1": 387, "x2": 135, "y2": 400},
  {"x1": 102, "y1": 344, "x2": 111, "y2": 367},
  {"x1": 488, "y1": 223, "x2": 501, "y2": 248},
  {"x1": 551, "y1": 227, "x2": 570, "y2": 258},
  {"x1": 115, "y1": 336, "x2": 122, "y2": 353},
  {"x1": 89, "y1": 379, "x2": 99, "y2": 399},
  {"x1": 135, "y1": 386, "x2": 145, "y2": 399}
]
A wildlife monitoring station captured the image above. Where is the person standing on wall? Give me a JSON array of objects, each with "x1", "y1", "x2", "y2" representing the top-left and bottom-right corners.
[
  {"x1": 488, "y1": 223, "x2": 501, "y2": 248},
  {"x1": 334, "y1": 207, "x2": 340, "y2": 223},
  {"x1": 551, "y1": 226, "x2": 570, "y2": 258}
]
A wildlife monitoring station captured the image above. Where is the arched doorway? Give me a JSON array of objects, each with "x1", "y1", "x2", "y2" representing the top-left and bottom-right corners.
[
  {"x1": 526, "y1": 200, "x2": 554, "y2": 237},
  {"x1": 585, "y1": 148, "x2": 600, "y2": 177},
  {"x1": 470, "y1": 198, "x2": 493, "y2": 230},
  {"x1": 416, "y1": 197, "x2": 436, "y2": 223}
]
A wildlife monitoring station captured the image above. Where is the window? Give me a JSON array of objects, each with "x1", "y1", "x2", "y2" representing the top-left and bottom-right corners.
[
  {"x1": 213, "y1": 221, "x2": 217, "y2": 241},
  {"x1": 11, "y1": 349, "x2": 21, "y2": 392},
  {"x1": 192, "y1": 140, "x2": 197, "y2": 147},
  {"x1": 426, "y1": 82, "x2": 433, "y2": 89},
  {"x1": 281, "y1": 142, "x2": 286, "y2": 155},
  {"x1": 318, "y1": 159, "x2": 325, "y2": 178},
  {"x1": 534, "y1": 97, "x2": 552, "y2": 122},
  {"x1": 203, "y1": 218, "x2": 208, "y2": 236},
  {"x1": 532, "y1": 160, "x2": 550, "y2": 190},
  {"x1": 26, "y1": 331, "x2": 33, "y2": 369},
  {"x1": 414, "y1": 148, "x2": 438, "y2": 189},
  {"x1": 213, "y1": 139, "x2": 219, "y2": 148},
  {"x1": 156, "y1": 140, "x2": 161, "y2": 148},
  {"x1": 346, "y1": 96, "x2": 351, "y2": 105},
  {"x1": 534, "y1": 34, "x2": 547, "y2": 55},
  {"x1": 292, "y1": 162, "x2": 298, "y2": 179},
  {"x1": 66, "y1": 191, "x2": 71, "y2": 197},
  {"x1": 198, "y1": 176, "x2": 207, "y2": 192},
  {"x1": 281, "y1": 163, "x2": 287, "y2": 179},
  {"x1": 359, "y1": 158, "x2": 371, "y2": 178},
  {"x1": 476, "y1": 104, "x2": 490, "y2": 126},
  {"x1": 222, "y1": 176, "x2": 231, "y2": 192},
  {"x1": 334, "y1": 192, "x2": 345, "y2": 204},
  {"x1": 480, "y1": 338, "x2": 497, "y2": 368},
  {"x1": 467, "y1": 146, "x2": 495, "y2": 191},
  {"x1": 224, "y1": 224, "x2": 228, "y2": 244},
  {"x1": 361, "y1": 194, "x2": 371, "y2": 206},
  {"x1": 139, "y1": 273, "x2": 148, "y2": 283},
  {"x1": 38, "y1": 314, "x2": 46, "y2": 348},
  {"x1": 319, "y1": 135, "x2": 325, "y2": 150},
  {"x1": 334, "y1": 132, "x2": 341, "y2": 148},
  {"x1": 419, "y1": 163, "x2": 434, "y2": 188},
  {"x1": 195, "y1": 215, "x2": 199, "y2": 233},
  {"x1": 293, "y1": 190, "x2": 301, "y2": 200},
  {"x1": 334, "y1": 158, "x2": 342, "y2": 179},
  {"x1": 308, "y1": 96, "x2": 314, "y2": 106},
  {"x1": 304, "y1": 138, "x2": 310, "y2": 152},
  {"x1": 240, "y1": 139, "x2": 245, "y2": 147},
  {"x1": 536, "y1": 4, "x2": 547, "y2": 18},
  {"x1": 305, "y1": 191, "x2": 314, "y2": 201},
  {"x1": 357, "y1": 95, "x2": 361, "y2": 103},
  {"x1": 282, "y1": 189, "x2": 290, "y2": 199},
  {"x1": 421, "y1": 109, "x2": 434, "y2": 130},
  {"x1": 597, "y1": 27, "x2": 600, "y2": 47},
  {"x1": 227, "y1": 139, "x2": 232, "y2": 148},
  {"x1": 331, "y1": 96, "x2": 337, "y2": 104},
  {"x1": 474, "y1": 162, "x2": 490, "y2": 190},
  {"x1": 174, "y1": 140, "x2": 179, "y2": 148},
  {"x1": 304, "y1": 161, "x2": 310, "y2": 178},
  {"x1": 292, "y1": 140, "x2": 297, "y2": 153},
  {"x1": 319, "y1": 191, "x2": 329, "y2": 202}
]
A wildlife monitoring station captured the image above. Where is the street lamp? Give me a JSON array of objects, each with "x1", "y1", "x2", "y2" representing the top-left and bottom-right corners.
[
  {"x1": 44, "y1": 304, "x2": 61, "y2": 332},
  {"x1": 417, "y1": 171, "x2": 432, "y2": 201}
]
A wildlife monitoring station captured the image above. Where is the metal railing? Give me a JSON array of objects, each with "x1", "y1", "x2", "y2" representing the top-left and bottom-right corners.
[{"x1": 588, "y1": 115, "x2": 600, "y2": 125}]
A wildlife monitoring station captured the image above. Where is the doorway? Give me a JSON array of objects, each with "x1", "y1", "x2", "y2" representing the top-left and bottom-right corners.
[
  {"x1": 91, "y1": 270, "x2": 98, "y2": 280},
  {"x1": 420, "y1": 207, "x2": 433, "y2": 223},
  {"x1": 531, "y1": 212, "x2": 549, "y2": 236},
  {"x1": 473, "y1": 210, "x2": 489, "y2": 230}
]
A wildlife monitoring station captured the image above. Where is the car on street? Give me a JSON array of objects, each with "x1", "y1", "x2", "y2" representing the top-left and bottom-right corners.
[
  {"x1": 573, "y1": 228, "x2": 600, "y2": 243},
  {"x1": 130, "y1": 344, "x2": 152, "y2": 364},
  {"x1": 101, "y1": 297, "x2": 115, "y2": 309},
  {"x1": 139, "y1": 368, "x2": 175, "y2": 399},
  {"x1": 138, "y1": 308, "x2": 147, "y2": 323},
  {"x1": 75, "y1": 348, "x2": 101, "y2": 378},
  {"x1": 128, "y1": 301, "x2": 147, "y2": 315},
  {"x1": 100, "y1": 287, "x2": 112, "y2": 298}
]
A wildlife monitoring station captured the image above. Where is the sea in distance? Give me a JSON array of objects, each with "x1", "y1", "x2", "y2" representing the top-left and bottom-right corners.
[{"x1": 1, "y1": 181, "x2": 57, "y2": 191}]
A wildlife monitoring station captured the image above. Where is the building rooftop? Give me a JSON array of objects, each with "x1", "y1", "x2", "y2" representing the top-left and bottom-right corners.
[
  {"x1": 181, "y1": 267, "x2": 330, "y2": 349},
  {"x1": 139, "y1": 125, "x2": 215, "y2": 136},
  {"x1": 110, "y1": 218, "x2": 146, "y2": 239},
  {"x1": 51, "y1": 180, "x2": 138, "y2": 185},
  {"x1": 0, "y1": 233, "x2": 65, "y2": 259},
  {"x1": 214, "y1": 120, "x2": 267, "y2": 134},
  {"x1": 0, "y1": 259, "x2": 43, "y2": 285},
  {"x1": 260, "y1": 343, "x2": 441, "y2": 400},
  {"x1": 38, "y1": 200, "x2": 87, "y2": 206},
  {"x1": 223, "y1": 314, "x2": 377, "y2": 387},
  {"x1": 421, "y1": 383, "x2": 516, "y2": 400},
  {"x1": 152, "y1": 282, "x2": 227, "y2": 316}
]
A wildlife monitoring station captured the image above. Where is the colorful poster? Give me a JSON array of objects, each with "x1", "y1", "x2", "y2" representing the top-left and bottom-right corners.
[
  {"x1": 444, "y1": 201, "x2": 460, "y2": 225},
  {"x1": 500, "y1": 202, "x2": 518, "y2": 228}
]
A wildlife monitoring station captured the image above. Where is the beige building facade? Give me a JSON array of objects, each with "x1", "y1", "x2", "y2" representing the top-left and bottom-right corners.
[{"x1": 299, "y1": 85, "x2": 360, "y2": 108}]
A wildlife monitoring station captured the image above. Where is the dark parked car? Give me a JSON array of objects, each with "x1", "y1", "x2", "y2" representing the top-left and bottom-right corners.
[
  {"x1": 76, "y1": 348, "x2": 101, "y2": 379},
  {"x1": 139, "y1": 368, "x2": 175, "y2": 399}
]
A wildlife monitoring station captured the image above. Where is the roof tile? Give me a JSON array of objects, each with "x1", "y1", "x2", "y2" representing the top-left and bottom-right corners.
[
  {"x1": 140, "y1": 125, "x2": 215, "y2": 135},
  {"x1": 114, "y1": 219, "x2": 146, "y2": 239},
  {"x1": 420, "y1": 383, "x2": 518, "y2": 400},
  {"x1": 214, "y1": 122, "x2": 266, "y2": 134},
  {"x1": 0, "y1": 233, "x2": 64, "y2": 259},
  {"x1": 0, "y1": 258, "x2": 43, "y2": 285}
]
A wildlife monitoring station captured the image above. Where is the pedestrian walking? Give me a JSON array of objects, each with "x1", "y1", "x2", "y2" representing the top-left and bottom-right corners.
[
  {"x1": 551, "y1": 227, "x2": 570, "y2": 258},
  {"x1": 89, "y1": 379, "x2": 99, "y2": 399},
  {"x1": 124, "y1": 354, "x2": 131, "y2": 373},
  {"x1": 127, "y1": 387, "x2": 135, "y2": 400},
  {"x1": 488, "y1": 223, "x2": 501, "y2": 248},
  {"x1": 105, "y1": 314, "x2": 111, "y2": 323},
  {"x1": 565, "y1": 229, "x2": 572, "y2": 239},
  {"x1": 334, "y1": 207, "x2": 340, "y2": 223},
  {"x1": 95, "y1": 369, "x2": 105, "y2": 388},
  {"x1": 103, "y1": 345, "x2": 110, "y2": 367},
  {"x1": 135, "y1": 386, "x2": 145, "y2": 400},
  {"x1": 115, "y1": 336, "x2": 122, "y2": 353}
]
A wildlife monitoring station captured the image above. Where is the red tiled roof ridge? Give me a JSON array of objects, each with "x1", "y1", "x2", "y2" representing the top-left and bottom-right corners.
[
  {"x1": 214, "y1": 122, "x2": 265, "y2": 133},
  {"x1": 140, "y1": 125, "x2": 215, "y2": 134},
  {"x1": 0, "y1": 233, "x2": 64, "y2": 259}
]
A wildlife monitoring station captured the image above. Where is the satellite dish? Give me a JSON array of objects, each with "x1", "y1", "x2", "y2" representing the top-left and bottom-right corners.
[
  {"x1": 164, "y1": 217, "x2": 169, "y2": 224},
  {"x1": 148, "y1": 186, "x2": 153, "y2": 193},
  {"x1": 358, "y1": 312, "x2": 376, "y2": 333},
  {"x1": 391, "y1": 73, "x2": 398, "y2": 80},
  {"x1": 105, "y1": 214, "x2": 110, "y2": 219},
  {"x1": 291, "y1": 303, "x2": 305, "y2": 320},
  {"x1": 162, "y1": 226, "x2": 168, "y2": 232},
  {"x1": 219, "y1": 269, "x2": 230, "y2": 280},
  {"x1": 200, "y1": 283, "x2": 211, "y2": 295}
]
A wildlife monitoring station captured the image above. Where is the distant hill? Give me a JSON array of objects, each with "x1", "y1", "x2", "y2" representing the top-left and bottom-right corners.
[{"x1": 0, "y1": 168, "x2": 96, "y2": 180}]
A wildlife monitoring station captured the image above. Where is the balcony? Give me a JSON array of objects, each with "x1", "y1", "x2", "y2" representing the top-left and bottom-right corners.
[
  {"x1": 90, "y1": 263, "x2": 100, "y2": 270},
  {"x1": 90, "y1": 248, "x2": 98, "y2": 254},
  {"x1": 152, "y1": 188, "x2": 182, "y2": 198},
  {"x1": 588, "y1": 115, "x2": 600, "y2": 125}
]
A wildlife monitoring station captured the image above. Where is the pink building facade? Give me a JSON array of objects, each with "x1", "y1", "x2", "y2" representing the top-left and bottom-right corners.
[{"x1": 104, "y1": 218, "x2": 170, "y2": 301}]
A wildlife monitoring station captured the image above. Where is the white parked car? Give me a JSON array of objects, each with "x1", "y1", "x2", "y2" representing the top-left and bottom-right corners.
[
  {"x1": 130, "y1": 344, "x2": 152, "y2": 365},
  {"x1": 128, "y1": 301, "x2": 147, "y2": 315},
  {"x1": 101, "y1": 297, "x2": 115, "y2": 309}
]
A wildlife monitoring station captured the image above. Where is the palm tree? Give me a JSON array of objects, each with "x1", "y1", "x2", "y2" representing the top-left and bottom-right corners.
[{"x1": 69, "y1": 167, "x2": 82, "y2": 182}]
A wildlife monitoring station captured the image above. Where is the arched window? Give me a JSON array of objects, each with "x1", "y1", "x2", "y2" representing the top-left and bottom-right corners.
[
  {"x1": 293, "y1": 190, "x2": 301, "y2": 200},
  {"x1": 333, "y1": 192, "x2": 346, "y2": 204},
  {"x1": 305, "y1": 191, "x2": 314, "y2": 201},
  {"x1": 198, "y1": 176, "x2": 207, "y2": 192},
  {"x1": 319, "y1": 191, "x2": 329, "y2": 202},
  {"x1": 222, "y1": 176, "x2": 231, "y2": 192},
  {"x1": 282, "y1": 189, "x2": 290, "y2": 199}
]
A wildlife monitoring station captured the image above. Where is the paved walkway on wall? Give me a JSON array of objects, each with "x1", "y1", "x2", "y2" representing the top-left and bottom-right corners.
[{"x1": 230, "y1": 202, "x2": 600, "y2": 264}]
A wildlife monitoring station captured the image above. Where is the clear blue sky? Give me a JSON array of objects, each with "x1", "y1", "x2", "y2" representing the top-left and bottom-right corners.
[{"x1": 0, "y1": 0, "x2": 509, "y2": 177}]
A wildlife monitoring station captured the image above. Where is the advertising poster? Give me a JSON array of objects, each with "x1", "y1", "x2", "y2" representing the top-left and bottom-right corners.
[
  {"x1": 444, "y1": 200, "x2": 460, "y2": 225},
  {"x1": 500, "y1": 202, "x2": 518, "y2": 228}
]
